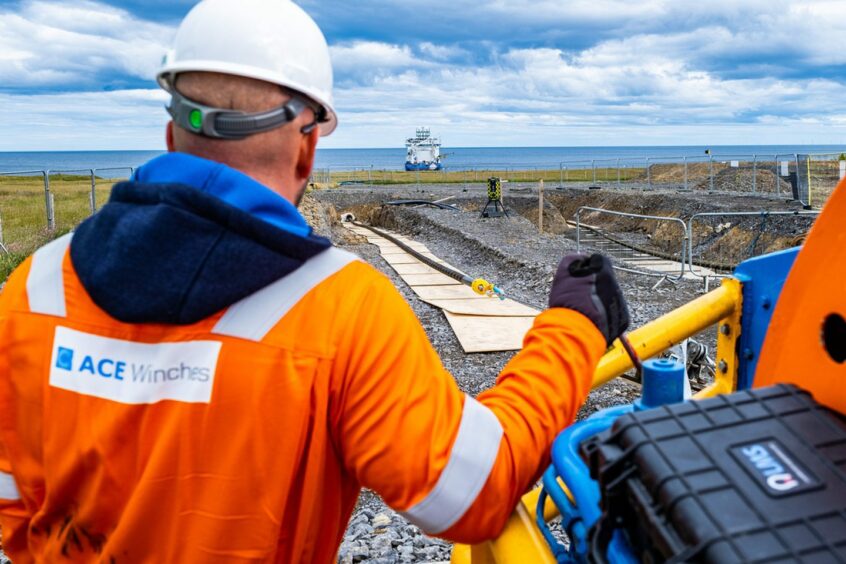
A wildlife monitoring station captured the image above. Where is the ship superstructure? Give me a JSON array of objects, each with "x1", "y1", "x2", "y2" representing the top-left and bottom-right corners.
[{"x1": 405, "y1": 128, "x2": 443, "y2": 171}]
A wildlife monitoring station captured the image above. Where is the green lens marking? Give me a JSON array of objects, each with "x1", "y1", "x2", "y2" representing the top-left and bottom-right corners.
[{"x1": 189, "y1": 109, "x2": 203, "y2": 130}]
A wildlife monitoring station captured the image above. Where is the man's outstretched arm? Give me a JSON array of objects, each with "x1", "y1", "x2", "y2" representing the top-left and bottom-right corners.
[{"x1": 331, "y1": 255, "x2": 628, "y2": 543}]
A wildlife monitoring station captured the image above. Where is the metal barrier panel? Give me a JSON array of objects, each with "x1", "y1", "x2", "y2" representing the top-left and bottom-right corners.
[
  {"x1": 47, "y1": 169, "x2": 97, "y2": 232},
  {"x1": 0, "y1": 170, "x2": 52, "y2": 251},
  {"x1": 575, "y1": 207, "x2": 688, "y2": 280},
  {"x1": 687, "y1": 211, "x2": 819, "y2": 278},
  {"x1": 645, "y1": 156, "x2": 699, "y2": 189},
  {"x1": 47, "y1": 168, "x2": 133, "y2": 234},
  {"x1": 806, "y1": 153, "x2": 843, "y2": 209}
]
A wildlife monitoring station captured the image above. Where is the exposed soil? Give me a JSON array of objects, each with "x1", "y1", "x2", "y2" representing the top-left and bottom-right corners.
[{"x1": 303, "y1": 182, "x2": 823, "y2": 563}]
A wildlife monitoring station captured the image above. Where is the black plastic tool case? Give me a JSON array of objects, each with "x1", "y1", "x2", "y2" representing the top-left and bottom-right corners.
[{"x1": 583, "y1": 384, "x2": 846, "y2": 563}]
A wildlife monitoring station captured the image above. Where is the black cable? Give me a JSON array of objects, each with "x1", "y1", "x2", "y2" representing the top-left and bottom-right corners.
[
  {"x1": 351, "y1": 220, "x2": 472, "y2": 285},
  {"x1": 384, "y1": 200, "x2": 460, "y2": 211}
]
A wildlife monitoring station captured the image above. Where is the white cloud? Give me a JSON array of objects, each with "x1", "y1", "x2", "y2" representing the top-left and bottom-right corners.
[
  {"x1": 330, "y1": 41, "x2": 424, "y2": 74},
  {"x1": 419, "y1": 42, "x2": 470, "y2": 62},
  {"x1": 0, "y1": 89, "x2": 169, "y2": 150},
  {"x1": 0, "y1": 0, "x2": 174, "y2": 88}
]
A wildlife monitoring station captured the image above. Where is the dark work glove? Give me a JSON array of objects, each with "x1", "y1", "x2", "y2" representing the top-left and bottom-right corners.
[{"x1": 548, "y1": 254, "x2": 630, "y2": 346}]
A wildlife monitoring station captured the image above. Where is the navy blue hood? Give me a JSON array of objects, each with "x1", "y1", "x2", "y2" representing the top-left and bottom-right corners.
[{"x1": 70, "y1": 154, "x2": 331, "y2": 325}]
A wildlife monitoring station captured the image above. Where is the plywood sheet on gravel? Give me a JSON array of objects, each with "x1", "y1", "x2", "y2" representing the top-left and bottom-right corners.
[
  {"x1": 444, "y1": 313, "x2": 536, "y2": 353},
  {"x1": 343, "y1": 223, "x2": 538, "y2": 352},
  {"x1": 425, "y1": 298, "x2": 540, "y2": 317},
  {"x1": 413, "y1": 284, "x2": 489, "y2": 301},
  {"x1": 400, "y1": 273, "x2": 461, "y2": 286},
  {"x1": 391, "y1": 262, "x2": 443, "y2": 275}
]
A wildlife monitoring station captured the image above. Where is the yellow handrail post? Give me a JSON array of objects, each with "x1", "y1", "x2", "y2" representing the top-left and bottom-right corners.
[{"x1": 452, "y1": 279, "x2": 744, "y2": 563}]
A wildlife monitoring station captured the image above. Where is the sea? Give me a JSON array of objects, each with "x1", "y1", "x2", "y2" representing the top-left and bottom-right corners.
[{"x1": 0, "y1": 145, "x2": 844, "y2": 174}]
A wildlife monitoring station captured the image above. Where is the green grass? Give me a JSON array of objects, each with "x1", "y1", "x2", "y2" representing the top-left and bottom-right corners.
[
  {"x1": 0, "y1": 174, "x2": 121, "y2": 282},
  {"x1": 0, "y1": 251, "x2": 28, "y2": 284},
  {"x1": 312, "y1": 167, "x2": 646, "y2": 187}
]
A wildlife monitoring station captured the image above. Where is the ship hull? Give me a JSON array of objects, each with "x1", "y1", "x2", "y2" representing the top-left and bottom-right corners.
[{"x1": 405, "y1": 161, "x2": 444, "y2": 172}]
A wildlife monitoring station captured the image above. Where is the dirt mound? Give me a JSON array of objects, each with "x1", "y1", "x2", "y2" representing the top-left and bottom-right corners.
[
  {"x1": 647, "y1": 163, "x2": 711, "y2": 183},
  {"x1": 299, "y1": 193, "x2": 367, "y2": 244},
  {"x1": 693, "y1": 167, "x2": 791, "y2": 193},
  {"x1": 298, "y1": 193, "x2": 333, "y2": 236}
]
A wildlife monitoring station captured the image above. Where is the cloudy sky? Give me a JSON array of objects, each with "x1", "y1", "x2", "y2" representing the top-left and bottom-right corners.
[{"x1": 2, "y1": 0, "x2": 846, "y2": 150}]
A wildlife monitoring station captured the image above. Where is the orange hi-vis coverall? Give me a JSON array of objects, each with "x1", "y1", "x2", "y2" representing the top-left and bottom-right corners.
[{"x1": 0, "y1": 157, "x2": 605, "y2": 563}]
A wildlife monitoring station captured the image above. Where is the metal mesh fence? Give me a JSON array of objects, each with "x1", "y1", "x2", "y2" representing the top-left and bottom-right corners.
[
  {"x1": 311, "y1": 152, "x2": 844, "y2": 209},
  {"x1": 687, "y1": 211, "x2": 819, "y2": 277},
  {"x1": 0, "y1": 171, "x2": 50, "y2": 252},
  {"x1": 575, "y1": 207, "x2": 688, "y2": 279},
  {"x1": 802, "y1": 153, "x2": 844, "y2": 208},
  {"x1": 47, "y1": 168, "x2": 133, "y2": 234},
  {"x1": 0, "y1": 168, "x2": 132, "y2": 254}
]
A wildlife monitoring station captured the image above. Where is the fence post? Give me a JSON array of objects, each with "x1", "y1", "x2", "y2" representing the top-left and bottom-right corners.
[
  {"x1": 368, "y1": 165, "x2": 373, "y2": 186},
  {"x1": 709, "y1": 155, "x2": 714, "y2": 191},
  {"x1": 0, "y1": 211, "x2": 7, "y2": 254},
  {"x1": 576, "y1": 209, "x2": 582, "y2": 252},
  {"x1": 752, "y1": 155, "x2": 757, "y2": 193},
  {"x1": 43, "y1": 171, "x2": 55, "y2": 230},
  {"x1": 646, "y1": 158, "x2": 651, "y2": 189},
  {"x1": 89, "y1": 169, "x2": 97, "y2": 214},
  {"x1": 559, "y1": 163, "x2": 564, "y2": 189},
  {"x1": 616, "y1": 159, "x2": 621, "y2": 187},
  {"x1": 538, "y1": 179, "x2": 544, "y2": 234},
  {"x1": 592, "y1": 160, "x2": 597, "y2": 184},
  {"x1": 683, "y1": 157, "x2": 688, "y2": 190}
]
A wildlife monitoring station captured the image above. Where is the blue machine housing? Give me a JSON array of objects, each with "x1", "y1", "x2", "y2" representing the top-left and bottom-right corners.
[
  {"x1": 732, "y1": 247, "x2": 798, "y2": 390},
  {"x1": 537, "y1": 247, "x2": 801, "y2": 563}
]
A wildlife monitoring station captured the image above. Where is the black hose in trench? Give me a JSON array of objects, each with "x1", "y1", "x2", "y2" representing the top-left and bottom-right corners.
[{"x1": 351, "y1": 220, "x2": 475, "y2": 286}]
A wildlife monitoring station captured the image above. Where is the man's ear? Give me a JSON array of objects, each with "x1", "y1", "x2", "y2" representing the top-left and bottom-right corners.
[
  {"x1": 166, "y1": 122, "x2": 176, "y2": 152},
  {"x1": 295, "y1": 128, "x2": 319, "y2": 181}
]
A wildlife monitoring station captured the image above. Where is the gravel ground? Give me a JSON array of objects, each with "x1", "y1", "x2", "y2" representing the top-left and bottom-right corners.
[
  {"x1": 0, "y1": 185, "x2": 807, "y2": 564},
  {"x1": 313, "y1": 186, "x2": 717, "y2": 563}
]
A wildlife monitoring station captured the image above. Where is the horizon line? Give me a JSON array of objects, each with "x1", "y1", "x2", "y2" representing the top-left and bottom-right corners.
[{"x1": 2, "y1": 142, "x2": 846, "y2": 154}]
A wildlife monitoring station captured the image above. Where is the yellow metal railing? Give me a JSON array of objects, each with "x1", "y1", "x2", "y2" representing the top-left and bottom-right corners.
[{"x1": 452, "y1": 278, "x2": 744, "y2": 563}]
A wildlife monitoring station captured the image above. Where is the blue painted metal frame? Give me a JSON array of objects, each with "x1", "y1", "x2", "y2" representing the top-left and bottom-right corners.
[
  {"x1": 733, "y1": 247, "x2": 799, "y2": 390},
  {"x1": 536, "y1": 247, "x2": 800, "y2": 562}
]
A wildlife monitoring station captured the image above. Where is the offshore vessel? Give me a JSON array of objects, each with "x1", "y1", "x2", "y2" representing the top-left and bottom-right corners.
[{"x1": 405, "y1": 128, "x2": 443, "y2": 171}]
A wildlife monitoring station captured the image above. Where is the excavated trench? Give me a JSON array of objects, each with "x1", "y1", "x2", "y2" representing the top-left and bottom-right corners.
[{"x1": 304, "y1": 184, "x2": 814, "y2": 563}]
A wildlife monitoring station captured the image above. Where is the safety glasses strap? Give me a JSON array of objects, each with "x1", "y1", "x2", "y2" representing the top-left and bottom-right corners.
[{"x1": 167, "y1": 91, "x2": 312, "y2": 140}]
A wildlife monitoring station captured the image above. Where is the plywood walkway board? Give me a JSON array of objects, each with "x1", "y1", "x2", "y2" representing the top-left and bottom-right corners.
[
  {"x1": 373, "y1": 243, "x2": 432, "y2": 255},
  {"x1": 342, "y1": 224, "x2": 541, "y2": 353},
  {"x1": 400, "y1": 273, "x2": 461, "y2": 287},
  {"x1": 444, "y1": 312, "x2": 535, "y2": 353},
  {"x1": 391, "y1": 262, "x2": 444, "y2": 276},
  {"x1": 414, "y1": 285, "x2": 489, "y2": 301},
  {"x1": 381, "y1": 254, "x2": 426, "y2": 266},
  {"x1": 425, "y1": 298, "x2": 541, "y2": 318}
]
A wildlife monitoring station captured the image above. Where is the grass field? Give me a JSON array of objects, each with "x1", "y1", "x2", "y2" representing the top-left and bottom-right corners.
[
  {"x1": 313, "y1": 166, "x2": 646, "y2": 186},
  {"x1": 0, "y1": 174, "x2": 120, "y2": 281}
]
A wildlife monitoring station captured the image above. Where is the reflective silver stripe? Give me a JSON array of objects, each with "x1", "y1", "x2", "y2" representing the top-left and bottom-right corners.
[
  {"x1": 401, "y1": 395, "x2": 504, "y2": 534},
  {"x1": 25, "y1": 233, "x2": 73, "y2": 317},
  {"x1": 0, "y1": 472, "x2": 20, "y2": 500},
  {"x1": 212, "y1": 247, "x2": 359, "y2": 341}
]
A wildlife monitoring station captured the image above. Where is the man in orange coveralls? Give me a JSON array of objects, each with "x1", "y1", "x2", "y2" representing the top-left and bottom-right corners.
[{"x1": 0, "y1": 0, "x2": 630, "y2": 562}]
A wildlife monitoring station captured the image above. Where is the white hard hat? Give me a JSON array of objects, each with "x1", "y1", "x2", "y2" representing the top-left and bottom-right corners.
[{"x1": 158, "y1": 0, "x2": 337, "y2": 136}]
